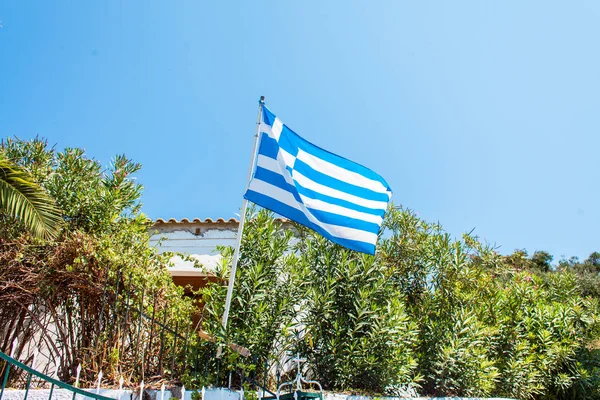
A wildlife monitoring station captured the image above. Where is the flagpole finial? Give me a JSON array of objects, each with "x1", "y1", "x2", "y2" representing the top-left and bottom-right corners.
[{"x1": 259, "y1": 96, "x2": 265, "y2": 103}]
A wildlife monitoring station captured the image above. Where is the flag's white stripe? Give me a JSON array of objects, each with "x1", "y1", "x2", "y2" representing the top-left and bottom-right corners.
[
  {"x1": 271, "y1": 118, "x2": 283, "y2": 140},
  {"x1": 298, "y1": 195, "x2": 383, "y2": 225},
  {"x1": 296, "y1": 149, "x2": 391, "y2": 198},
  {"x1": 256, "y1": 155, "x2": 294, "y2": 185},
  {"x1": 323, "y1": 221, "x2": 378, "y2": 244},
  {"x1": 279, "y1": 148, "x2": 296, "y2": 168},
  {"x1": 259, "y1": 122, "x2": 272, "y2": 137},
  {"x1": 292, "y1": 170, "x2": 388, "y2": 210},
  {"x1": 247, "y1": 179, "x2": 378, "y2": 244}
]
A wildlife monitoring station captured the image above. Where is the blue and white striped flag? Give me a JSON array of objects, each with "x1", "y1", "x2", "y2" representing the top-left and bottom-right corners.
[{"x1": 244, "y1": 106, "x2": 392, "y2": 255}]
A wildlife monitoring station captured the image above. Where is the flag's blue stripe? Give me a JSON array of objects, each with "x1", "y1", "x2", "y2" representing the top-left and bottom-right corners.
[
  {"x1": 305, "y1": 208, "x2": 381, "y2": 234},
  {"x1": 277, "y1": 126, "x2": 300, "y2": 157},
  {"x1": 294, "y1": 182, "x2": 386, "y2": 217},
  {"x1": 273, "y1": 127, "x2": 298, "y2": 157},
  {"x1": 255, "y1": 163, "x2": 384, "y2": 217},
  {"x1": 244, "y1": 189, "x2": 376, "y2": 255},
  {"x1": 245, "y1": 189, "x2": 311, "y2": 227},
  {"x1": 321, "y1": 234, "x2": 374, "y2": 255},
  {"x1": 292, "y1": 159, "x2": 390, "y2": 203},
  {"x1": 275, "y1": 131, "x2": 390, "y2": 192},
  {"x1": 257, "y1": 133, "x2": 279, "y2": 159},
  {"x1": 262, "y1": 107, "x2": 276, "y2": 126},
  {"x1": 253, "y1": 167, "x2": 303, "y2": 204}
]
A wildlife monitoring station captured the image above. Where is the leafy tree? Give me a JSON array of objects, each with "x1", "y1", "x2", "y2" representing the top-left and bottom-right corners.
[
  {"x1": 562, "y1": 251, "x2": 600, "y2": 300},
  {"x1": 505, "y1": 249, "x2": 530, "y2": 270},
  {"x1": 198, "y1": 209, "x2": 301, "y2": 386},
  {"x1": 586, "y1": 252, "x2": 600, "y2": 270},
  {"x1": 380, "y1": 207, "x2": 502, "y2": 397},
  {"x1": 531, "y1": 250, "x2": 553, "y2": 272},
  {"x1": 202, "y1": 205, "x2": 600, "y2": 398},
  {"x1": 0, "y1": 137, "x2": 196, "y2": 385},
  {"x1": 293, "y1": 227, "x2": 419, "y2": 392}
]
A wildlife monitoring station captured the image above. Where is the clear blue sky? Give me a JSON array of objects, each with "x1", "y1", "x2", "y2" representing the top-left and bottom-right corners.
[{"x1": 1, "y1": 1, "x2": 599, "y2": 262}]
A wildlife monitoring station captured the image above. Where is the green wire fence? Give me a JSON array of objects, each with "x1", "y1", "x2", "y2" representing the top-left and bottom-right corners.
[{"x1": 0, "y1": 350, "x2": 117, "y2": 400}]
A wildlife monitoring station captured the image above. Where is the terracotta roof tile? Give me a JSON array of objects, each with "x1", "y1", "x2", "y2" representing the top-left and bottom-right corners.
[{"x1": 153, "y1": 217, "x2": 289, "y2": 225}]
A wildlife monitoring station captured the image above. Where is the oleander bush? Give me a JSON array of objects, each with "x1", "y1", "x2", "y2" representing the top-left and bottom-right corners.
[
  {"x1": 204, "y1": 206, "x2": 600, "y2": 399},
  {"x1": 3, "y1": 137, "x2": 600, "y2": 399}
]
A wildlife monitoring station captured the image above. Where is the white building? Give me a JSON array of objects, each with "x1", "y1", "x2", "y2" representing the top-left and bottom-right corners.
[
  {"x1": 150, "y1": 217, "x2": 291, "y2": 290},
  {"x1": 149, "y1": 217, "x2": 238, "y2": 290}
]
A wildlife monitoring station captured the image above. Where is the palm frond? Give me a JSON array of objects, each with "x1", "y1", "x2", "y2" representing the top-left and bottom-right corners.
[{"x1": 0, "y1": 158, "x2": 62, "y2": 239}]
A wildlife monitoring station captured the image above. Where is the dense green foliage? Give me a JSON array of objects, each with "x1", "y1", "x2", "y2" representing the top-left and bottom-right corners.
[
  {"x1": 2, "y1": 137, "x2": 599, "y2": 399},
  {"x1": 0, "y1": 138, "x2": 197, "y2": 385},
  {"x1": 201, "y1": 207, "x2": 600, "y2": 399},
  {"x1": 293, "y1": 233, "x2": 419, "y2": 392}
]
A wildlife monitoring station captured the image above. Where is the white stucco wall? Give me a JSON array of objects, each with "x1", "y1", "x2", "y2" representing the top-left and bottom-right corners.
[
  {"x1": 1, "y1": 388, "x2": 516, "y2": 400},
  {"x1": 149, "y1": 222, "x2": 238, "y2": 275},
  {"x1": 149, "y1": 218, "x2": 294, "y2": 276},
  {"x1": 0, "y1": 388, "x2": 240, "y2": 400}
]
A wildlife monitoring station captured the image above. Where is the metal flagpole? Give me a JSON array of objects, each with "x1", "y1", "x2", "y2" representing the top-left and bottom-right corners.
[{"x1": 221, "y1": 95, "x2": 265, "y2": 332}]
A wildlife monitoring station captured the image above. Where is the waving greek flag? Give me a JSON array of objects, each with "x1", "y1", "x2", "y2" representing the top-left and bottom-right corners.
[{"x1": 244, "y1": 105, "x2": 392, "y2": 255}]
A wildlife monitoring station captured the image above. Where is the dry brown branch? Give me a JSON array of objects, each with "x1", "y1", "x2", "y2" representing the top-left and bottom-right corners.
[{"x1": 0, "y1": 233, "x2": 200, "y2": 387}]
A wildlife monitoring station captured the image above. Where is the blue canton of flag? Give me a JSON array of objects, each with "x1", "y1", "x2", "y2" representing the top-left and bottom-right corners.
[{"x1": 244, "y1": 105, "x2": 392, "y2": 255}]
